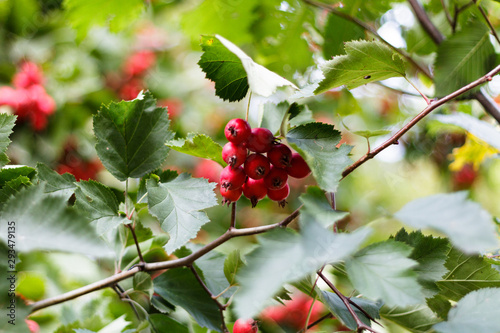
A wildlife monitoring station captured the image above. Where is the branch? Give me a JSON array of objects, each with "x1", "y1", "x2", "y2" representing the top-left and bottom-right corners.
[
  {"x1": 473, "y1": 0, "x2": 500, "y2": 45},
  {"x1": 30, "y1": 207, "x2": 301, "y2": 313},
  {"x1": 302, "y1": 0, "x2": 433, "y2": 80},
  {"x1": 342, "y1": 63, "x2": 500, "y2": 179}
]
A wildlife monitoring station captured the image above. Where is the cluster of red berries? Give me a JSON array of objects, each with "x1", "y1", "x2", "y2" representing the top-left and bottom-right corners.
[{"x1": 220, "y1": 118, "x2": 311, "y2": 208}]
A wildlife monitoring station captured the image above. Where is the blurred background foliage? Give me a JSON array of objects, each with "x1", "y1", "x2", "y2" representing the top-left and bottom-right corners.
[{"x1": 1, "y1": 0, "x2": 500, "y2": 332}]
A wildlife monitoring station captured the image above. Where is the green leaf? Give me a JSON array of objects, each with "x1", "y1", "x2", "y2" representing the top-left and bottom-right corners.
[
  {"x1": 259, "y1": 102, "x2": 289, "y2": 135},
  {"x1": 345, "y1": 240, "x2": 424, "y2": 307},
  {"x1": 167, "y1": 133, "x2": 225, "y2": 167},
  {"x1": 394, "y1": 229, "x2": 449, "y2": 297},
  {"x1": 133, "y1": 272, "x2": 153, "y2": 298},
  {"x1": 286, "y1": 122, "x2": 352, "y2": 192},
  {"x1": 198, "y1": 35, "x2": 249, "y2": 102},
  {"x1": 315, "y1": 40, "x2": 406, "y2": 94},
  {"x1": 436, "y1": 247, "x2": 500, "y2": 301},
  {"x1": 321, "y1": 291, "x2": 382, "y2": 330},
  {"x1": 299, "y1": 186, "x2": 349, "y2": 228},
  {"x1": 394, "y1": 192, "x2": 498, "y2": 254},
  {"x1": 224, "y1": 250, "x2": 245, "y2": 286},
  {"x1": 149, "y1": 314, "x2": 189, "y2": 333},
  {"x1": 427, "y1": 294, "x2": 452, "y2": 320},
  {"x1": 380, "y1": 303, "x2": 442, "y2": 333},
  {"x1": 433, "y1": 113, "x2": 500, "y2": 150},
  {"x1": 93, "y1": 91, "x2": 173, "y2": 181},
  {"x1": 63, "y1": 0, "x2": 145, "y2": 41},
  {"x1": 434, "y1": 21, "x2": 496, "y2": 97},
  {"x1": 36, "y1": 162, "x2": 77, "y2": 198},
  {"x1": 353, "y1": 129, "x2": 391, "y2": 138},
  {"x1": 0, "y1": 165, "x2": 36, "y2": 186},
  {"x1": 433, "y1": 288, "x2": 500, "y2": 333},
  {"x1": 0, "y1": 184, "x2": 111, "y2": 256},
  {"x1": 153, "y1": 267, "x2": 222, "y2": 332},
  {"x1": 0, "y1": 114, "x2": 15, "y2": 168},
  {"x1": 147, "y1": 173, "x2": 217, "y2": 254},
  {"x1": 74, "y1": 180, "x2": 128, "y2": 236},
  {"x1": 0, "y1": 176, "x2": 31, "y2": 211},
  {"x1": 323, "y1": 13, "x2": 365, "y2": 59},
  {"x1": 234, "y1": 223, "x2": 371, "y2": 318}
]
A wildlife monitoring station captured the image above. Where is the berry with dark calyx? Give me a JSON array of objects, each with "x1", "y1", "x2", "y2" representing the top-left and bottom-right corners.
[
  {"x1": 222, "y1": 142, "x2": 247, "y2": 168},
  {"x1": 267, "y1": 143, "x2": 292, "y2": 168},
  {"x1": 264, "y1": 167, "x2": 288, "y2": 190},
  {"x1": 233, "y1": 318, "x2": 258, "y2": 333},
  {"x1": 220, "y1": 185, "x2": 243, "y2": 205},
  {"x1": 244, "y1": 153, "x2": 271, "y2": 180},
  {"x1": 225, "y1": 118, "x2": 251, "y2": 144},
  {"x1": 267, "y1": 183, "x2": 290, "y2": 208},
  {"x1": 243, "y1": 178, "x2": 267, "y2": 208},
  {"x1": 247, "y1": 128, "x2": 275, "y2": 153},
  {"x1": 286, "y1": 153, "x2": 311, "y2": 178},
  {"x1": 220, "y1": 166, "x2": 246, "y2": 190}
]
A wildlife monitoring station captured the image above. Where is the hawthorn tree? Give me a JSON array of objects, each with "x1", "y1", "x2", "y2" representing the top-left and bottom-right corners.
[{"x1": 1, "y1": 0, "x2": 500, "y2": 332}]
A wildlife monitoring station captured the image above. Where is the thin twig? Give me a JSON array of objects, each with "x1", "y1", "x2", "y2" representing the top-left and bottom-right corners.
[
  {"x1": 30, "y1": 208, "x2": 301, "y2": 313},
  {"x1": 230, "y1": 202, "x2": 236, "y2": 229},
  {"x1": 306, "y1": 313, "x2": 333, "y2": 330},
  {"x1": 112, "y1": 284, "x2": 141, "y2": 320},
  {"x1": 440, "y1": 0, "x2": 454, "y2": 27},
  {"x1": 302, "y1": 0, "x2": 433, "y2": 80},
  {"x1": 127, "y1": 224, "x2": 145, "y2": 265},
  {"x1": 342, "y1": 63, "x2": 500, "y2": 179},
  {"x1": 405, "y1": 78, "x2": 431, "y2": 104},
  {"x1": 317, "y1": 271, "x2": 378, "y2": 333},
  {"x1": 474, "y1": 0, "x2": 500, "y2": 45}
]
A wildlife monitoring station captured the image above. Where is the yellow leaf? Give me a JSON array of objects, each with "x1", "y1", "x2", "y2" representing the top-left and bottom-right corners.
[{"x1": 449, "y1": 133, "x2": 498, "y2": 171}]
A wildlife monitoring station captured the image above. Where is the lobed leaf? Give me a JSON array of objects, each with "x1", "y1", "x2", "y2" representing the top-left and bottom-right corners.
[
  {"x1": 167, "y1": 133, "x2": 225, "y2": 166},
  {"x1": 36, "y1": 162, "x2": 77, "y2": 198},
  {"x1": 0, "y1": 114, "x2": 16, "y2": 168},
  {"x1": 381, "y1": 303, "x2": 442, "y2": 333},
  {"x1": 299, "y1": 186, "x2": 349, "y2": 228}
]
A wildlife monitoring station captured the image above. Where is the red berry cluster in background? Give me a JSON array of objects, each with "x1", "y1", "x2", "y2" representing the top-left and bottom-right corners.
[
  {"x1": 56, "y1": 138, "x2": 103, "y2": 181},
  {"x1": 220, "y1": 118, "x2": 311, "y2": 208},
  {"x1": 0, "y1": 61, "x2": 56, "y2": 130}
]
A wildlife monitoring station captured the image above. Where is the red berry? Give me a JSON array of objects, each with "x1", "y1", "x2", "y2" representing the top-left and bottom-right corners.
[
  {"x1": 244, "y1": 154, "x2": 270, "y2": 180},
  {"x1": 220, "y1": 185, "x2": 243, "y2": 205},
  {"x1": 247, "y1": 128, "x2": 274, "y2": 153},
  {"x1": 286, "y1": 153, "x2": 311, "y2": 178},
  {"x1": 267, "y1": 144, "x2": 292, "y2": 168},
  {"x1": 222, "y1": 142, "x2": 247, "y2": 168},
  {"x1": 264, "y1": 167, "x2": 288, "y2": 190},
  {"x1": 267, "y1": 183, "x2": 289, "y2": 208},
  {"x1": 220, "y1": 166, "x2": 246, "y2": 190},
  {"x1": 225, "y1": 118, "x2": 251, "y2": 144},
  {"x1": 243, "y1": 178, "x2": 267, "y2": 208},
  {"x1": 233, "y1": 318, "x2": 258, "y2": 333}
]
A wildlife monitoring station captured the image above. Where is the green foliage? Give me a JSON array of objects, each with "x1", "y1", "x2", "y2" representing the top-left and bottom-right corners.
[
  {"x1": 315, "y1": 40, "x2": 406, "y2": 94},
  {"x1": 147, "y1": 173, "x2": 217, "y2": 254},
  {"x1": 434, "y1": 21, "x2": 496, "y2": 97},
  {"x1": 286, "y1": 122, "x2": 352, "y2": 192},
  {"x1": 168, "y1": 133, "x2": 225, "y2": 166},
  {"x1": 224, "y1": 250, "x2": 245, "y2": 286},
  {"x1": 153, "y1": 267, "x2": 223, "y2": 331},
  {"x1": 133, "y1": 272, "x2": 153, "y2": 298},
  {"x1": 63, "y1": 0, "x2": 145, "y2": 41},
  {"x1": 395, "y1": 192, "x2": 498, "y2": 254},
  {"x1": 433, "y1": 288, "x2": 500, "y2": 333},
  {"x1": 36, "y1": 163, "x2": 76, "y2": 198},
  {"x1": 380, "y1": 303, "x2": 442, "y2": 333},
  {"x1": 191, "y1": 245, "x2": 233, "y2": 297},
  {"x1": 299, "y1": 186, "x2": 349, "y2": 228},
  {"x1": 149, "y1": 314, "x2": 189, "y2": 333},
  {"x1": 323, "y1": 14, "x2": 365, "y2": 59},
  {"x1": 345, "y1": 240, "x2": 425, "y2": 306},
  {"x1": 0, "y1": 114, "x2": 15, "y2": 168},
  {"x1": 93, "y1": 91, "x2": 173, "y2": 181},
  {"x1": 0, "y1": 184, "x2": 111, "y2": 256}
]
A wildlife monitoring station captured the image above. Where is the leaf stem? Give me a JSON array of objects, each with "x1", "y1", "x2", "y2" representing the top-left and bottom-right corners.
[
  {"x1": 246, "y1": 91, "x2": 252, "y2": 122},
  {"x1": 473, "y1": 0, "x2": 500, "y2": 45},
  {"x1": 112, "y1": 284, "x2": 141, "y2": 321},
  {"x1": 405, "y1": 78, "x2": 431, "y2": 104},
  {"x1": 127, "y1": 224, "x2": 145, "y2": 266}
]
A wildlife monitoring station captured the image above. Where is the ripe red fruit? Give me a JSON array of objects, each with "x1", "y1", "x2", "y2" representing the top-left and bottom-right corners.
[
  {"x1": 267, "y1": 144, "x2": 292, "y2": 168},
  {"x1": 243, "y1": 178, "x2": 267, "y2": 208},
  {"x1": 267, "y1": 183, "x2": 289, "y2": 208},
  {"x1": 286, "y1": 153, "x2": 311, "y2": 178},
  {"x1": 220, "y1": 166, "x2": 246, "y2": 190},
  {"x1": 225, "y1": 118, "x2": 251, "y2": 144},
  {"x1": 220, "y1": 185, "x2": 243, "y2": 205},
  {"x1": 264, "y1": 167, "x2": 288, "y2": 190},
  {"x1": 244, "y1": 154, "x2": 271, "y2": 180},
  {"x1": 233, "y1": 318, "x2": 258, "y2": 333},
  {"x1": 193, "y1": 159, "x2": 223, "y2": 184},
  {"x1": 222, "y1": 142, "x2": 247, "y2": 168},
  {"x1": 247, "y1": 128, "x2": 274, "y2": 153}
]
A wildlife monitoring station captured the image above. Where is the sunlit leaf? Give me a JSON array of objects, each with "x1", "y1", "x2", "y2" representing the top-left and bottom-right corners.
[{"x1": 168, "y1": 133, "x2": 225, "y2": 167}]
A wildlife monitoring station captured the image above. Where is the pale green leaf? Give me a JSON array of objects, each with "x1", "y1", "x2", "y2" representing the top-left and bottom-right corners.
[
  {"x1": 133, "y1": 272, "x2": 153, "y2": 298},
  {"x1": 167, "y1": 133, "x2": 225, "y2": 166},
  {"x1": 323, "y1": 13, "x2": 365, "y2": 58},
  {"x1": 0, "y1": 114, "x2": 15, "y2": 168},
  {"x1": 147, "y1": 173, "x2": 217, "y2": 254},
  {"x1": 394, "y1": 192, "x2": 498, "y2": 254},
  {"x1": 93, "y1": 91, "x2": 173, "y2": 181},
  {"x1": 36, "y1": 162, "x2": 76, "y2": 198},
  {"x1": 224, "y1": 250, "x2": 245, "y2": 286},
  {"x1": 299, "y1": 186, "x2": 349, "y2": 228},
  {"x1": 381, "y1": 303, "x2": 442, "y2": 333},
  {"x1": 433, "y1": 288, "x2": 500, "y2": 333},
  {"x1": 286, "y1": 122, "x2": 352, "y2": 192},
  {"x1": 345, "y1": 240, "x2": 425, "y2": 306},
  {"x1": 315, "y1": 40, "x2": 406, "y2": 94}
]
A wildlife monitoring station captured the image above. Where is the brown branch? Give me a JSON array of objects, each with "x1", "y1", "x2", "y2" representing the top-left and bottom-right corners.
[
  {"x1": 127, "y1": 224, "x2": 145, "y2": 265},
  {"x1": 317, "y1": 271, "x2": 378, "y2": 333},
  {"x1": 342, "y1": 63, "x2": 500, "y2": 179},
  {"x1": 302, "y1": 0, "x2": 433, "y2": 80},
  {"x1": 474, "y1": 0, "x2": 500, "y2": 45},
  {"x1": 30, "y1": 207, "x2": 301, "y2": 313}
]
